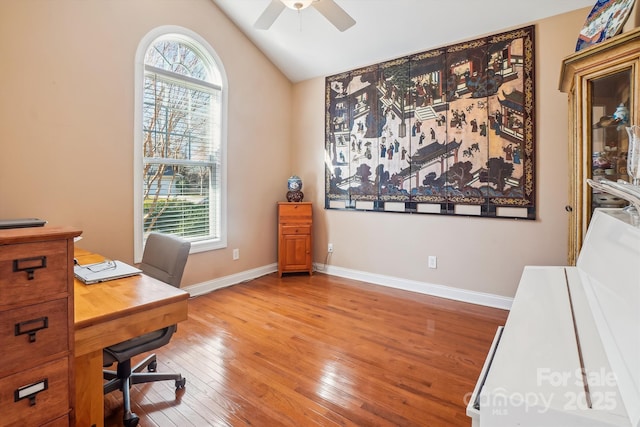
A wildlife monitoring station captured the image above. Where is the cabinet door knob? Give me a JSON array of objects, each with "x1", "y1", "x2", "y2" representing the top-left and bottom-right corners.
[{"x1": 565, "y1": 205, "x2": 573, "y2": 212}]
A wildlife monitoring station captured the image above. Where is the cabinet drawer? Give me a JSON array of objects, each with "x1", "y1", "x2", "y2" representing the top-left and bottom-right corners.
[
  {"x1": 40, "y1": 415, "x2": 70, "y2": 427},
  {"x1": 281, "y1": 225, "x2": 311, "y2": 235},
  {"x1": 279, "y1": 203, "x2": 312, "y2": 219},
  {"x1": 0, "y1": 240, "x2": 68, "y2": 306},
  {"x1": 0, "y1": 357, "x2": 70, "y2": 426},
  {"x1": 0, "y1": 299, "x2": 69, "y2": 377}
]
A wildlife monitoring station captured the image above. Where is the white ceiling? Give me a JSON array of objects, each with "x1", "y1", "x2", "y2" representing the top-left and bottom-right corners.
[{"x1": 211, "y1": 0, "x2": 595, "y2": 83}]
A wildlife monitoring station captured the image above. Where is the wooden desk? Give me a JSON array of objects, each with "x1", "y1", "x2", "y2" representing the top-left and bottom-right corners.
[{"x1": 73, "y1": 248, "x2": 189, "y2": 427}]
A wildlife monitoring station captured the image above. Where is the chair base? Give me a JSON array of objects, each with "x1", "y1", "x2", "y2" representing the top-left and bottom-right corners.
[{"x1": 104, "y1": 353, "x2": 186, "y2": 427}]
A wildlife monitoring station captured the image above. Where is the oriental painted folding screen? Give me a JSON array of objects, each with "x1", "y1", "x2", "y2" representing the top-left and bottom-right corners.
[{"x1": 325, "y1": 25, "x2": 536, "y2": 219}]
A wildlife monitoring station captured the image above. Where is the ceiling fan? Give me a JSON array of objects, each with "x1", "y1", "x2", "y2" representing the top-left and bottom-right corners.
[{"x1": 254, "y1": 0, "x2": 356, "y2": 32}]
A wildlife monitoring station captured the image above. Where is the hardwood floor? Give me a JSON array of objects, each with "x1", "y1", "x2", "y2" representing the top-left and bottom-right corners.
[{"x1": 104, "y1": 273, "x2": 508, "y2": 426}]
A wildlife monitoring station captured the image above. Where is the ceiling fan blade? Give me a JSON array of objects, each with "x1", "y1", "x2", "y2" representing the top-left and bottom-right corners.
[
  {"x1": 312, "y1": 0, "x2": 355, "y2": 32},
  {"x1": 254, "y1": 0, "x2": 286, "y2": 30}
]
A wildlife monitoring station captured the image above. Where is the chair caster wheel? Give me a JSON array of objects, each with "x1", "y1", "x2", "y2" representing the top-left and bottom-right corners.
[
  {"x1": 176, "y1": 377, "x2": 186, "y2": 389},
  {"x1": 148, "y1": 360, "x2": 157, "y2": 372},
  {"x1": 123, "y1": 412, "x2": 140, "y2": 427}
]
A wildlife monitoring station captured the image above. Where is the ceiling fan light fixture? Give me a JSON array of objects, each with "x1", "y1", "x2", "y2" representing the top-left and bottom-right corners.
[
  {"x1": 281, "y1": 0, "x2": 313, "y2": 11},
  {"x1": 254, "y1": 0, "x2": 355, "y2": 32}
]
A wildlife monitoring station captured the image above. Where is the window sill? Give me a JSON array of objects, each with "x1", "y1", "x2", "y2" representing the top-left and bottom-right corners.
[{"x1": 190, "y1": 238, "x2": 226, "y2": 254}]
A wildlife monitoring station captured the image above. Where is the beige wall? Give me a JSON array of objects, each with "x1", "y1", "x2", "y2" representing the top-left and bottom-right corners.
[
  {"x1": 0, "y1": 1, "x2": 590, "y2": 299},
  {"x1": 0, "y1": 0, "x2": 292, "y2": 286},
  {"x1": 292, "y1": 8, "x2": 589, "y2": 298}
]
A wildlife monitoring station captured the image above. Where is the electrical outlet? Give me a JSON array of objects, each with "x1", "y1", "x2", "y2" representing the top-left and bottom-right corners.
[
  {"x1": 328, "y1": 243, "x2": 334, "y2": 253},
  {"x1": 428, "y1": 256, "x2": 437, "y2": 269},
  {"x1": 233, "y1": 248, "x2": 240, "y2": 260}
]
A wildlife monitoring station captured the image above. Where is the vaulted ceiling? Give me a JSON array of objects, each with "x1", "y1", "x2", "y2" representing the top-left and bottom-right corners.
[{"x1": 211, "y1": 0, "x2": 595, "y2": 82}]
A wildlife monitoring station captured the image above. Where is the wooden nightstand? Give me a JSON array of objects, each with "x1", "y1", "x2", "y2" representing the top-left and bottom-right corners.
[{"x1": 277, "y1": 202, "x2": 312, "y2": 277}]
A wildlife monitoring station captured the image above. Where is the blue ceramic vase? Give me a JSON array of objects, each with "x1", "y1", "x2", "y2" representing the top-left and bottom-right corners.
[{"x1": 286, "y1": 176, "x2": 304, "y2": 202}]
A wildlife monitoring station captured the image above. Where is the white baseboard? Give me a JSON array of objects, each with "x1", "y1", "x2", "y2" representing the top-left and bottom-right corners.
[
  {"x1": 315, "y1": 263, "x2": 513, "y2": 310},
  {"x1": 182, "y1": 263, "x2": 277, "y2": 297},
  {"x1": 182, "y1": 262, "x2": 512, "y2": 310}
]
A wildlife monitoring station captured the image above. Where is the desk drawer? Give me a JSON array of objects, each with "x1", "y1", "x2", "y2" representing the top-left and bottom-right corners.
[
  {"x1": 0, "y1": 299, "x2": 69, "y2": 377},
  {"x1": 0, "y1": 357, "x2": 69, "y2": 426},
  {"x1": 281, "y1": 225, "x2": 311, "y2": 235},
  {"x1": 41, "y1": 415, "x2": 70, "y2": 427},
  {"x1": 0, "y1": 240, "x2": 68, "y2": 307}
]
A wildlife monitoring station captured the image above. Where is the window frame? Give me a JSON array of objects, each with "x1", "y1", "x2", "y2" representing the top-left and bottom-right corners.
[{"x1": 134, "y1": 25, "x2": 228, "y2": 262}]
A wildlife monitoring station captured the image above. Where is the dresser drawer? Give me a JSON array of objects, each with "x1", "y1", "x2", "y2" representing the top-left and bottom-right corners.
[
  {"x1": 278, "y1": 203, "x2": 312, "y2": 220},
  {"x1": 0, "y1": 299, "x2": 69, "y2": 377},
  {"x1": 0, "y1": 240, "x2": 68, "y2": 307},
  {"x1": 281, "y1": 225, "x2": 311, "y2": 235},
  {"x1": 0, "y1": 357, "x2": 69, "y2": 426}
]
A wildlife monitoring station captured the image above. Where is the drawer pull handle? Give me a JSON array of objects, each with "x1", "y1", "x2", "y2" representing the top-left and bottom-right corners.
[
  {"x1": 13, "y1": 256, "x2": 47, "y2": 280},
  {"x1": 15, "y1": 316, "x2": 49, "y2": 343},
  {"x1": 14, "y1": 378, "x2": 48, "y2": 406}
]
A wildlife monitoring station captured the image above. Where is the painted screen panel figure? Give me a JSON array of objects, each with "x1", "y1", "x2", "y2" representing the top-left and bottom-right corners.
[{"x1": 325, "y1": 26, "x2": 536, "y2": 219}]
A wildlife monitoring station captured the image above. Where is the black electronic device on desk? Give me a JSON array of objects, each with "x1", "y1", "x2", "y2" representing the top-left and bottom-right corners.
[{"x1": 0, "y1": 218, "x2": 47, "y2": 229}]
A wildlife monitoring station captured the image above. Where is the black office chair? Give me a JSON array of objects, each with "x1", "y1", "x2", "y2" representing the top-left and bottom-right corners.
[{"x1": 103, "y1": 232, "x2": 191, "y2": 427}]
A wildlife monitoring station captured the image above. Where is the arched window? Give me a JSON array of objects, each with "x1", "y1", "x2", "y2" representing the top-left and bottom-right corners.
[{"x1": 134, "y1": 27, "x2": 227, "y2": 261}]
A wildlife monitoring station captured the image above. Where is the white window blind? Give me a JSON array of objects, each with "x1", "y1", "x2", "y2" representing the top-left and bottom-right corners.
[{"x1": 141, "y1": 38, "x2": 222, "y2": 244}]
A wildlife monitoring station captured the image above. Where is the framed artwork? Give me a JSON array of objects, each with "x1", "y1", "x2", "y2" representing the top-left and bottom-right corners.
[
  {"x1": 325, "y1": 26, "x2": 536, "y2": 219},
  {"x1": 576, "y1": 0, "x2": 636, "y2": 51}
]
